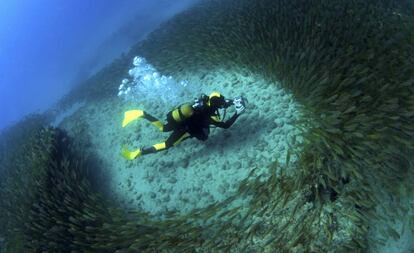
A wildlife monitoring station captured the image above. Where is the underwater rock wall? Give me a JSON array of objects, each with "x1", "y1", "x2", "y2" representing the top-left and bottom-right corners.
[{"x1": 1, "y1": 0, "x2": 414, "y2": 252}]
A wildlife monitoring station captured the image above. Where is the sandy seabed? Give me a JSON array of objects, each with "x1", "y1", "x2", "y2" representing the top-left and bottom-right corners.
[{"x1": 59, "y1": 64, "x2": 306, "y2": 215}]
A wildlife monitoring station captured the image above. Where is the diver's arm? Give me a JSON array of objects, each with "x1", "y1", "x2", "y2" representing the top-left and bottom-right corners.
[
  {"x1": 223, "y1": 99, "x2": 234, "y2": 109},
  {"x1": 210, "y1": 113, "x2": 240, "y2": 129}
]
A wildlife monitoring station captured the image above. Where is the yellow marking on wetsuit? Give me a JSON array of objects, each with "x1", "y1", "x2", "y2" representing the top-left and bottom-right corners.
[
  {"x1": 122, "y1": 110, "x2": 144, "y2": 127},
  {"x1": 121, "y1": 147, "x2": 141, "y2": 160},
  {"x1": 172, "y1": 109, "x2": 182, "y2": 122},
  {"x1": 173, "y1": 132, "x2": 191, "y2": 146},
  {"x1": 210, "y1": 115, "x2": 220, "y2": 122},
  {"x1": 153, "y1": 142, "x2": 167, "y2": 151},
  {"x1": 151, "y1": 121, "x2": 164, "y2": 131}
]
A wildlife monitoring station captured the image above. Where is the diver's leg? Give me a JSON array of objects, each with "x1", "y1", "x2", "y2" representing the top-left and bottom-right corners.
[
  {"x1": 167, "y1": 129, "x2": 191, "y2": 147},
  {"x1": 141, "y1": 129, "x2": 190, "y2": 155},
  {"x1": 142, "y1": 112, "x2": 165, "y2": 131},
  {"x1": 162, "y1": 122, "x2": 175, "y2": 132},
  {"x1": 161, "y1": 112, "x2": 176, "y2": 132}
]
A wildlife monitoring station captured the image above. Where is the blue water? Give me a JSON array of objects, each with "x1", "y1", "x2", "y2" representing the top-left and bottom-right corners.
[{"x1": 0, "y1": 0, "x2": 198, "y2": 131}]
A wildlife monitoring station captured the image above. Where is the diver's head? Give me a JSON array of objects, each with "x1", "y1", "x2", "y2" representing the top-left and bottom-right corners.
[{"x1": 207, "y1": 91, "x2": 226, "y2": 109}]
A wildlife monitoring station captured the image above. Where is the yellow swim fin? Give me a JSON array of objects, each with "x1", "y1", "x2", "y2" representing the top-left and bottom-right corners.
[
  {"x1": 121, "y1": 147, "x2": 142, "y2": 160},
  {"x1": 122, "y1": 110, "x2": 144, "y2": 127}
]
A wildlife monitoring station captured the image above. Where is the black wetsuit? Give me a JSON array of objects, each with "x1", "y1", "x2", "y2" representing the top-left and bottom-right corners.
[
  {"x1": 141, "y1": 98, "x2": 239, "y2": 155},
  {"x1": 186, "y1": 104, "x2": 239, "y2": 140}
]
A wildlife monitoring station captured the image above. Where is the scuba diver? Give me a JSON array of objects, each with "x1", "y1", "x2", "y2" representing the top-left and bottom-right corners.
[{"x1": 121, "y1": 92, "x2": 247, "y2": 160}]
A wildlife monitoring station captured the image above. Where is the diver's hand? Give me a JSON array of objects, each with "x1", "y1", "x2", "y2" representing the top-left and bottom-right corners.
[{"x1": 236, "y1": 104, "x2": 245, "y2": 115}]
